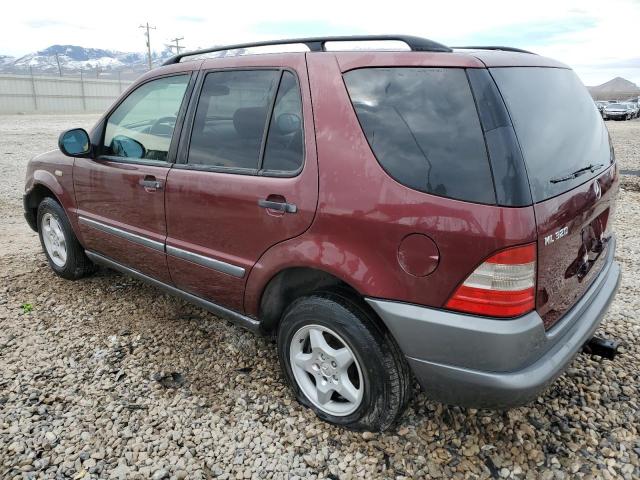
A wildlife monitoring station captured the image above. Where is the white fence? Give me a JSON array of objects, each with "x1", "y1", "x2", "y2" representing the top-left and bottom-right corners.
[{"x1": 0, "y1": 74, "x2": 134, "y2": 114}]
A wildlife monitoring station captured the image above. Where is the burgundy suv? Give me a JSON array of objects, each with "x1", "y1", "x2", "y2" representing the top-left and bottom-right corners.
[{"x1": 24, "y1": 36, "x2": 620, "y2": 431}]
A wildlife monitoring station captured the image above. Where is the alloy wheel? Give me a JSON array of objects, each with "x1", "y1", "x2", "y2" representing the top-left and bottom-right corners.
[
  {"x1": 41, "y1": 213, "x2": 67, "y2": 267},
  {"x1": 289, "y1": 324, "x2": 364, "y2": 416}
]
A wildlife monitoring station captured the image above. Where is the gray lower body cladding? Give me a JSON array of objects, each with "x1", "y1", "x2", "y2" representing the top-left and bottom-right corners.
[{"x1": 366, "y1": 237, "x2": 621, "y2": 409}]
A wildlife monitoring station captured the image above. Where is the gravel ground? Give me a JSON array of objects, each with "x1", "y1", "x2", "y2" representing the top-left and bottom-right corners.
[{"x1": 0, "y1": 114, "x2": 639, "y2": 479}]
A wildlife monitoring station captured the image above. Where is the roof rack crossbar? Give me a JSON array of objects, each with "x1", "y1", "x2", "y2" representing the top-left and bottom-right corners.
[
  {"x1": 453, "y1": 45, "x2": 536, "y2": 55},
  {"x1": 163, "y1": 35, "x2": 452, "y2": 65}
]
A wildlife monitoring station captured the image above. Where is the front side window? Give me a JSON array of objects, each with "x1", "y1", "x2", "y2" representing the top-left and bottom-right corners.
[
  {"x1": 103, "y1": 75, "x2": 189, "y2": 162},
  {"x1": 344, "y1": 68, "x2": 495, "y2": 204},
  {"x1": 188, "y1": 70, "x2": 280, "y2": 170}
]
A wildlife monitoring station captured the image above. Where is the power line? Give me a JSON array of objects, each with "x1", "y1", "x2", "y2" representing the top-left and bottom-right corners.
[{"x1": 139, "y1": 22, "x2": 156, "y2": 70}]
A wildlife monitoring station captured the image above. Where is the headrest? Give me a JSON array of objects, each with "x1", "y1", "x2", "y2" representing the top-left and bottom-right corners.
[{"x1": 233, "y1": 107, "x2": 268, "y2": 139}]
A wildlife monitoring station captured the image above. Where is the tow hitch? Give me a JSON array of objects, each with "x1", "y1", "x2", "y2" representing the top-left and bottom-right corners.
[{"x1": 582, "y1": 336, "x2": 620, "y2": 360}]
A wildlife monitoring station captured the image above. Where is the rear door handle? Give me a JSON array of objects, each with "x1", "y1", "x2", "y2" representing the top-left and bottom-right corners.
[{"x1": 258, "y1": 199, "x2": 297, "y2": 213}]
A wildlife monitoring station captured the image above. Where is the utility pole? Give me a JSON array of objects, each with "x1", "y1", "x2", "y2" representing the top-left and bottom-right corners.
[
  {"x1": 139, "y1": 22, "x2": 156, "y2": 70},
  {"x1": 167, "y1": 37, "x2": 185, "y2": 55},
  {"x1": 54, "y1": 53, "x2": 62, "y2": 77}
]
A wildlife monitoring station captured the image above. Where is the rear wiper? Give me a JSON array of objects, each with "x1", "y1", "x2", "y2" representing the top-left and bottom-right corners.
[{"x1": 550, "y1": 163, "x2": 605, "y2": 184}]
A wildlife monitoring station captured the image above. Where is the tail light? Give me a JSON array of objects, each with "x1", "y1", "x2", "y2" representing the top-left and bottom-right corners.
[{"x1": 445, "y1": 243, "x2": 536, "y2": 318}]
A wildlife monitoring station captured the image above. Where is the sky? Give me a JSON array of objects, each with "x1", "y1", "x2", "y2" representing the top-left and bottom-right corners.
[{"x1": 1, "y1": 0, "x2": 639, "y2": 86}]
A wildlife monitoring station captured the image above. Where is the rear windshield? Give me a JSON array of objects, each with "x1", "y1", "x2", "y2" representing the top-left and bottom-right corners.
[
  {"x1": 343, "y1": 68, "x2": 495, "y2": 204},
  {"x1": 490, "y1": 67, "x2": 611, "y2": 202}
]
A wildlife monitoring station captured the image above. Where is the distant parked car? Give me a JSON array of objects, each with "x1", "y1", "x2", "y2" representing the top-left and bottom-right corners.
[
  {"x1": 603, "y1": 103, "x2": 633, "y2": 120},
  {"x1": 595, "y1": 101, "x2": 608, "y2": 116},
  {"x1": 625, "y1": 102, "x2": 639, "y2": 118}
]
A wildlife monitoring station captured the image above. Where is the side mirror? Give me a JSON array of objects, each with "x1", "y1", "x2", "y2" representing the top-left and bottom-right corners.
[
  {"x1": 58, "y1": 128, "x2": 91, "y2": 157},
  {"x1": 110, "y1": 135, "x2": 146, "y2": 159}
]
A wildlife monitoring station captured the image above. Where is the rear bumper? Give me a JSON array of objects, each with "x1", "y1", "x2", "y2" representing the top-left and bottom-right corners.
[{"x1": 366, "y1": 238, "x2": 620, "y2": 409}]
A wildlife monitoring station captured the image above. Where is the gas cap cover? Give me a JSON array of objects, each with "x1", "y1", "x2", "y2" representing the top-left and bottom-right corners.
[{"x1": 397, "y1": 234, "x2": 440, "y2": 277}]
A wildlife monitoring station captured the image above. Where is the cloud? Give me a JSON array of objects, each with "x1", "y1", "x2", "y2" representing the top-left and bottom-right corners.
[
  {"x1": 596, "y1": 58, "x2": 640, "y2": 69},
  {"x1": 175, "y1": 16, "x2": 206, "y2": 23},
  {"x1": 24, "y1": 19, "x2": 85, "y2": 29},
  {"x1": 448, "y1": 16, "x2": 598, "y2": 48},
  {"x1": 252, "y1": 20, "x2": 364, "y2": 37}
]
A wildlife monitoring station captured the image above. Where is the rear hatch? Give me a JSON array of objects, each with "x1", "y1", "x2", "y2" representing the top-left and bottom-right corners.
[{"x1": 491, "y1": 67, "x2": 618, "y2": 329}]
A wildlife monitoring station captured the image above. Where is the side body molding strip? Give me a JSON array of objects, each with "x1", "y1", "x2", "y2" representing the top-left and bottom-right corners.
[
  {"x1": 79, "y1": 216, "x2": 164, "y2": 252},
  {"x1": 166, "y1": 245, "x2": 246, "y2": 278},
  {"x1": 85, "y1": 250, "x2": 260, "y2": 332},
  {"x1": 79, "y1": 216, "x2": 246, "y2": 278}
]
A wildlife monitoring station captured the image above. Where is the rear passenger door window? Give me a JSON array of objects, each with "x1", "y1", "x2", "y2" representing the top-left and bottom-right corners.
[
  {"x1": 187, "y1": 69, "x2": 304, "y2": 175},
  {"x1": 188, "y1": 70, "x2": 280, "y2": 171}
]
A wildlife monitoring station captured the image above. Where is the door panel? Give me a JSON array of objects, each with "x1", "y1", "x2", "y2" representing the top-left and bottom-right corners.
[
  {"x1": 165, "y1": 54, "x2": 318, "y2": 312},
  {"x1": 165, "y1": 170, "x2": 317, "y2": 311},
  {"x1": 74, "y1": 160, "x2": 172, "y2": 283}
]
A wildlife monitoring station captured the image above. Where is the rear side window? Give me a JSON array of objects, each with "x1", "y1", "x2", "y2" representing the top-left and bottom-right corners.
[
  {"x1": 490, "y1": 67, "x2": 611, "y2": 202},
  {"x1": 188, "y1": 70, "x2": 280, "y2": 170},
  {"x1": 262, "y1": 72, "x2": 304, "y2": 173},
  {"x1": 344, "y1": 68, "x2": 495, "y2": 204}
]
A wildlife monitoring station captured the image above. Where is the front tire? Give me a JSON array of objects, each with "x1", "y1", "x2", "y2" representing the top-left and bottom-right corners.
[
  {"x1": 277, "y1": 291, "x2": 411, "y2": 431},
  {"x1": 37, "y1": 197, "x2": 95, "y2": 280}
]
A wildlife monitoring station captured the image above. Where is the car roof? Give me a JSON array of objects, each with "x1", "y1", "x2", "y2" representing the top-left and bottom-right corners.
[{"x1": 333, "y1": 49, "x2": 568, "y2": 71}]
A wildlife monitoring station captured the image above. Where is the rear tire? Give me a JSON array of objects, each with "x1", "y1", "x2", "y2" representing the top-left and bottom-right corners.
[
  {"x1": 37, "y1": 197, "x2": 95, "y2": 280},
  {"x1": 277, "y1": 291, "x2": 411, "y2": 431}
]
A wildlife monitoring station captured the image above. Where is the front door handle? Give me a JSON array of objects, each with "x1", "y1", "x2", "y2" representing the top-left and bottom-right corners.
[
  {"x1": 258, "y1": 199, "x2": 297, "y2": 214},
  {"x1": 139, "y1": 176, "x2": 162, "y2": 191}
]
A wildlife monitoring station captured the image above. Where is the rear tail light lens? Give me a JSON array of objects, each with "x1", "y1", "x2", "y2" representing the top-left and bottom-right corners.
[{"x1": 445, "y1": 243, "x2": 536, "y2": 318}]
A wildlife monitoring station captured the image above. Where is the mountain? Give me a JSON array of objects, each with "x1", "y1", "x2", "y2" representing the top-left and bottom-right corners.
[
  {"x1": 588, "y1": 77, "x2": 640, "y2": 100},
  {"x1": 0, "y1": 55, "x2": 15, "y2": 66},
  {"x1": 0, "y1": 45, "x2": 174, "y2": 74}
]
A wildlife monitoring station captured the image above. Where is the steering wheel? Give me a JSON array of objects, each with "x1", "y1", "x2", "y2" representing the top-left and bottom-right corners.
[{"x1": 149, "y1": 116, "x2": 177, "y2": 136}]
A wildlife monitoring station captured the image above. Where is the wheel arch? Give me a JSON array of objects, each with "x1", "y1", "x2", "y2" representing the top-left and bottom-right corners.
[
  {"x1": 257, "y1": 266, "x2": 369, "y2": 335},
  {"x1": 24, "y1": 182, "x2": 63, "y2": 232}
]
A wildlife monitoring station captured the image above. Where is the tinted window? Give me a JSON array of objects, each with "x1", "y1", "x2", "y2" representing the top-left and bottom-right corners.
[
  {"x1": 467, "y1": 69, "x2": 532, "y2": 207},
  {"x1": 104, "y1": 75, "x2": 189, "y2": 162},
  {"x1": 262, "y1": 72, "x2": 304, "y2": 173},
  {"x1": 491, "y1": 67, "x2": 611, "y2": 202},
  {"x1": 344, "y1": 68, "x2": 495, "y2": 204},
  {"x1": 188, "y1": 70, "x2": 279, "y2": 170}
]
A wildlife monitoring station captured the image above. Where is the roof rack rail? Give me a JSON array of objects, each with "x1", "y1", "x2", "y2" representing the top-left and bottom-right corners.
[
  {"x1": 163, "y1": 35, "x2": 452, "y2": 65},
  {"x1": 453, "y1": 45, "x2": 536, "y2": 55}
]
